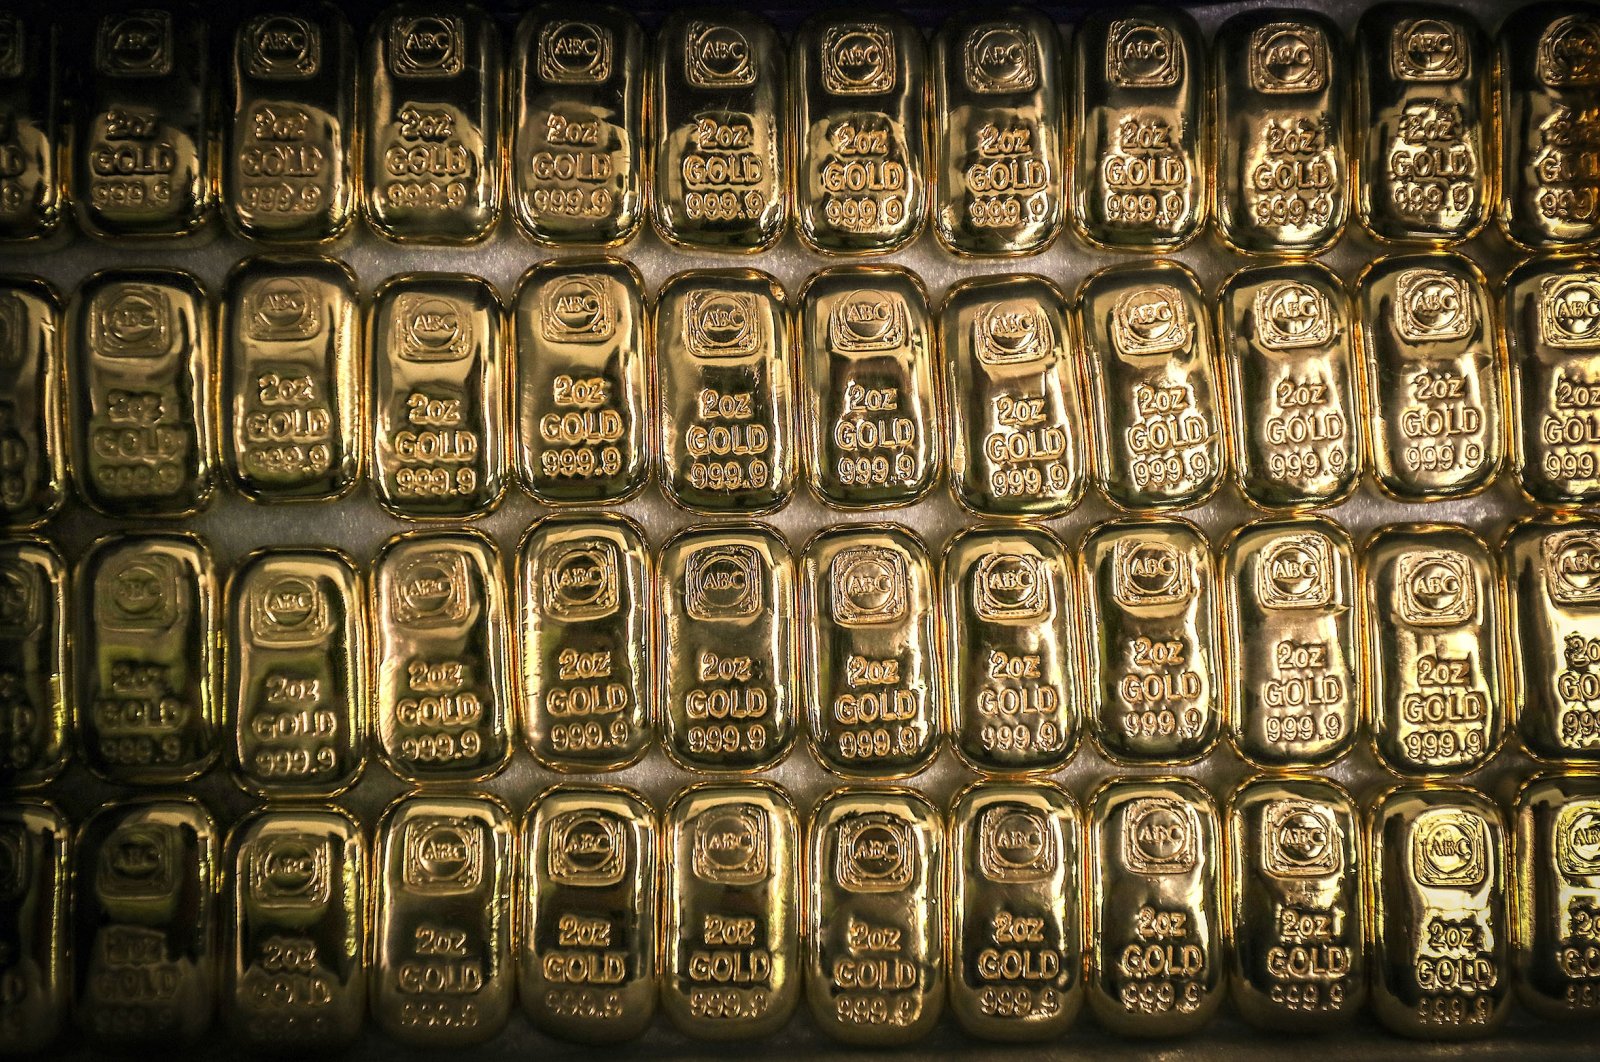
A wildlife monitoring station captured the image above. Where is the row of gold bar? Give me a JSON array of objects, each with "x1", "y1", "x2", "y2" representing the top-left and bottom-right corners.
[{"x1": 1, "y1": 3, "x2": 1596, "y2": 252}]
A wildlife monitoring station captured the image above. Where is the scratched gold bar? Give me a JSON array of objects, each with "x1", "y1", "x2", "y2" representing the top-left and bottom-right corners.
[
  {"x1": 0, "y1": 538, "x2": 67, "y2": 789},
  {"x1": 1513, "y1": 771, "x2": 1600, "y2": 1019},
  {"x1": 663, "y1": 782, "x2": 799, "y2": 1039},
  {"x1": 510, "y1": 6, "x2": 644, "y2": 246},
  {"x1": 806, "y1": 787, "x2": 944, "y2": 1045},
  {"x1": 1370, "y1": 783, "x2": 1511, "y2": 1039},
  {"x1": 520, "y1": 785, "x2": 656, "y2": 1043},
  {"x1": 0, "y1": 800, "x2": 67, "y2": 1055},
  {"x1": 74, "y1": 797, "x2": 218, "y2": 1050},
  {"x1": 372, "y1": 794, "x2": 514, "y2": 1047},
  {"x1": 0, "y1": 9, "x2": 64, "y2": 241},
  {"x1": 0, "y1": 277, "x2": 63, "y2": 527},
  {"x1": 223, "y1": 806, "x2": 365, "y2": 1052},
  {"x1": 518, "y1": 513, "x2": 652, "y2": 773}
]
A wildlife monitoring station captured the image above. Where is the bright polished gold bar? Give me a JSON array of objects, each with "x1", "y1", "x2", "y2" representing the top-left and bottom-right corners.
[
  {"x1": 0, "y1": 800, "x2": 67, "y2": 1054},
  {"x1": 0, "y1": 538, "x2": 67, "y2": 789},
  {"x1": 1366, "y1": 524, "x2": 1503, "y2": 777},
  {"x1": 948, "y1": 780, "x2": 1082, "y2": 1041},
  {"x1": 1217, "y1": 262, "x2": 1361, "y2": 509},
  {"x1": 1080, "y1": 517, "x2": 1218, "y2": 765},
  {"x1": 1370, "y1": 784, "x2": 1511, "y2": 1038},
  {"x1": 1079, "y1": 262, "x2": 1223, "y2": 512},
  {"x1": 372, "y1": 794, "x2": 514, "y2": 1047},
  {"x1": 662, "y1": 782, "x2": 799, "y2": 1039},
  {"x1": 0, "y1": 11, "x2": 63, "y2": 241},
  {"x1": 370, "y1": 273, "x2": 506, "y2": 518},
  {"x1": 652, "y1": 11, "x2": 787, "y2": 251},
  {"x1": 510, "y1": 5, "x2": 644, "y2": 246},
  {"x1": 941, "y1": 275, "x2": 1087, "y2": 517},
  {"x1": 656, "y1": 269, "x2": 794, "y2": 514},
  {"x1": 373, "y1": 529, "x2": 511, "y2": 783},
  {"x1": 74, "y1": 797, "x2": 218, "y2": 1050},
  {"x1": 806, "y1": 787, "x2": 944, "y2": 1045},
  {"x1": 222, "y1": 254, "x2": 361, "y2": 502},
  {"x1": 513, "y1": 256, "x2": 648, "y2": 505},
  {"x1": 518, "y1": 513, "x2": 652, "y2": 772},
  {"x1": 0, "y1": 277, "x2": 63, "y2": 527},
  {"x1": 1086, "y1": 777, "x2": 1223, "y2": 1037},
  {"x1": 1513, "y1": 771, "x2": 1600, "y2": 1018},
  {"x1": 69, "y1": 269, "x2": 215, "y2": 518},
  {"x1": 366, "y1": 1, "x2": 502, "y2": 243},
  {"x1": 799, "y1": 265, "x2": 938, "y2": 510},
  {"x1": 1354, "y1": 3, "x2": 1492, "y2": 244},
  {"x1": 77, "y1": 533, "x2": 218, "y2": 785},
  {"x1": 1220, "y1": 517, "x2": 1361, "y2": 770},
  {"x1": 224, "y1": 807, "x2": 365, "y2": 1052},
  {"x1": 659, "y1": 523, "x2": 796, "y2": 772},
  {"x1": 1356, "y1": 252, "x2": 1504, "y2": 500},
  {"x1": 1225, "y1": 775, "x2": 1365, "y2": 1031},
  {"x1": 929, "y1": 9, "x2": 1063, "y2": 256},
  {"x1": 520, "y1": 785, "x2": 656, "y2": 1043}
]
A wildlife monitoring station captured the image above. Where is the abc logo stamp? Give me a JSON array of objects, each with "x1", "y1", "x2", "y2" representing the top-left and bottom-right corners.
[
  {"x1": 98, "y1": 11, "x2": 173, "y2": 77},
  {"x1": 1113, "y1": 538, "x2": 1193, "y2": 608},
  {"x1": 245, "y1": 277, "x2": 322, "y2": 342},
  {"x1": 250, "y1": 834, "x2": 331, "y2": 908},
  {"x1": 822, "y1": 23, "x2": 894, "y2": 95},
  {"x1": 975, "y1": 300, "x2": 1049, "y2": 365},
  {"x1": 548, "y1": 810, "x2": 626, "y2": 887},
  {"x1": 1396, "y1": 550, "x2": 1475, "y2": 627},
  {"x1": 98, "y1": 824, "x2": 176, "y2": 899},
  {"x1": 831, "y1": 546, "x2": 907, "y2": 627},
  {"x1": 830, "y1": 291, "x2": 906, "y2": 354},
  {"x1": 1249, "y1": 22, "x2": 1327, "y2": 93},
  {"x1": 1254, "y1": 281, "x2": 1332, "y2": 351},
  {"x1": 685, "y1": 291, "x2": 759, "y2": 358},
  {"x1": 1264, "y1": 800, "x2": 1341, "y2": 877},
  {"x1": 1257, "y1": 533, "x2": 1335, "y2": 610},
  {"x1": 686, "y1": 21, "x2": 754, "y2": 88},
  {"x1": 965, "y1": 23, "x2": 1036, "y2": 94},
  {"x1": 836, "y1": 814, "x2": 913, "y2": 892},
  {"x1": 404, "y1": 818, "x2": 483, "y2": 893},
  {"x1": 0, "y1": 561, "x2": 40, "y2": 637},
  {"x1": 1556, "y1": 802, "x2": 1600, "y2": 877},
  {"x1": 540, "y1": 540, "x2": 619, "y2": 622},
  {"x1": 1412, "y1": 810, "x2": 1487, "y2": 888},
  {"x1": 246, "y1": 14, "x2": 320, "y2": 79},
  {"x1": 98, "y1": 553, "x2": 181, "y2": 632},
  {"x1": 0, "y1": 15, "x2": 24, "y2": 80},
  {"x1": 685, "y1": 544, "x2": 762, "y2": 621},
  {"x1": 974, "y1": 552, "x2": 1048, "y2": 622},
  {"x1": 390, "y1": 15, "x2": 463, "y2": 78},
  {"x1": 1396, "y1": 269, "x2": 1474, "y2": 343},
  {"x1": 396, "y1": 294, "x2": 471, "y2": 361},
  {"x1": 1539, "y1": 275, "x2": 1600, "y2": 350},
  {"x1": 543, "y1": 276, "x2": 615, "y2": 344},
  {"x1": 1108, "y1": 19, "x2": 1180, "y2": 88},
  {"x1": 95, "y1": 285, "x2": 173, "y2": 359},
  {"x1": 1544, "y1": 530, "x2": 1600, "y2": 607},
  {"x1": 1124, "y1": 798, "x2": 1197, "y2": 874},
  {"x1": 692, "y1": 805, "x2": 769, "y2": 885},
  {"x1": 0, "y1": 824, "x2": 26, "y2": 902},
  {"x1": 1392, "y1": 18, "x2": 1467, "y2": 81},
  {"x1": 538, "y1": 20, "x2": 613, "y2": 85},
  {"x1": 1113, "y1": 286, "x2": 1192, "y2": 357},
  {"x1": 979, "y1": 806, "x2": 1056, "y2": 883},
  {"x1": 392, "y1": 551, "x2": 471, "y2": 628},
  {"x1": 249, "y1": 574, "x2": 332, "y2": 647},
  {"x1": 1538, "y1": 15, "x2": 1600, "y2": 87}
]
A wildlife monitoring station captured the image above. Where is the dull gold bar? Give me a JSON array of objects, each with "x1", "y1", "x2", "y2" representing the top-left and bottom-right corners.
[
  {"x1": 0, "y1": 10, "x2": 64, "y2": 241},
  {"x1": 0, "y1": 800, "x2": 68, "y2": 1055},
  {"x1": 0, "y1": 538, "x2": 67, "y2": 789},
  {"x1": 1513, "y1": 771, "x2": 1600, "y2": 1019},
  {"x1": 0, "y1": 277, "x2": 64, "y2": 527}
]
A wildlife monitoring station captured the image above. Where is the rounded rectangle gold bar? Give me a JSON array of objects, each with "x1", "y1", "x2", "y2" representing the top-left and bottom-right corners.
[
  {"x1": 0, "y1": 276, "x2": 65, "y2": 528},
  {"x1": 0, "y1": 536, "x2": 68, "y2": 789},
  {"x1": 0, "y1": 800, "x2": 68, "y2": 1055},
  {"x1": 1513, "y1": 770, "x2": 1600, "y2": 1020},
  {"x1": 0, "y1": 10, "x2": 65, "y2": 242}
]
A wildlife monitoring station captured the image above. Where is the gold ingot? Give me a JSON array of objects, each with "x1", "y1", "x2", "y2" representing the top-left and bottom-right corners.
[
  {"x1": 370, "y1": 272, "x2": 506, "y2": 518},
  {"x1": 513, "y1": 256, "x2": 648, "y2": 505},
  {"x1": 0, "y1": 800, "x2": 68, "y2": 1055},
  {"x1": 659, "y1": 523, "x2": 796, "y2": 772},
  {"x1": 652, "y1": 12, "x2": 787, "y2": 251},
  {"x1": 656, "y1": 269, "x2": 794, "y2": 514},
  {"x1": 1224, "y1": 775, "x2": 1366, "y2": 1031},
  {"x1": 77, "y1": 533, "x2": 218, "y2": 785},
  {"x1": 372, "y1": 794, "x2": 514, "y2": 1047},
  {"x1": 1220, "y1": 516, "x2": 1361, "y2": 770},
  {"x1": 1356, "y1": 251, "x2": 1504, "y2": 500},
  {"x1": 518, "y1": 513, "x2": 652, "y2": 772},
  {"x1": 222, "y1": 254, "x2": 361, "y2": 502},
  {"x1": 1079, "y1": 261, "x2": 1223, "y2": 511},
  {"x1": 948, "y1": 780, "x2": 1083, "y2": 1041},
  {"x1": 365, "y1": 1, "x2": 502, "y2": 243},
  {"x1": 520, "y1": 785, "x2": 656, "y2": 1043},
  {"x1": 794, "y1": 12, "x2": 926, "y2": 254},
  {"x1": 0, "y1": 538, "x2": 67, "y2": 789},
  {"x1": 0, "y1": 11, "x2": 64, "y2": 241},
  {"x1": 1086, "y1": 777, "x2": 1224, "y2": 1037},
  {"x1": 224, "y1": 807, "x2": 365, "y2": 1051},
  {"x1": 806, "y1": 787, "x2": 944, "y2": 1045},
  {"x1": 74, "y1": 797, "x2": 218, "y2": 1050},
  {"x1": 1366, "y1": 523, "x2": 1504, "y2": 776},
  {"x1": 929, "y1": 9, "x2": 1063, "y2": 256},
  {"x1": 372, "y1": 529, "x2": 511, "y2": 784},
  {"x1": 69, "y1": 269, "x2": 215, "y2": 518},
  {"x1": 1217, "y1": 262, "x2": 1362, "y2": 509},
  {"x1": 1369, "y1": 784, "x2": 1511, "y2": 1039},
  {"x1": 1079, "y1": 517, "x2": 1219, "y2": 765},
  {"x1": 1512, "y1": 771, "x2": 1600, "y2": 1019},
  {"x1": 0, "y1": 277, "x2": 63, "y2": 527},
  {"x1": 510, "y1": 6, "x2": 645, "y2": 246},
  {"x1": 662, "y1": 782, "x2": 799, "y2": 1039}
]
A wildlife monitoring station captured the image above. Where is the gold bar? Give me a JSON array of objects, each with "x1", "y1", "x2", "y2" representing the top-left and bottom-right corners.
[
  {"x1": 948, "y1": 780, "x2": 1083, "y2": 1041},
  {"x1": 659, "y1": 523, "x2": 796, "y2": 772},
  {"x1": 225, "y1": 547, "x2": 366, "y2": 796},
  {"x1": 1366, "y1": 523, "x2": 1503, "y2": 776},
  {"x1": 1078, "y1": 261, "x2": 1223, "y2": 512},
  {"x1": 1354, "y1": 3, "x2": 1492, "y2": 244},
  {"x1": 69, "y1": 268, "x2": 215, "y2": 518},
  {"x1": 794, "y1": 12, "x2": 926, "y2": 254},
  {"x1": 1086, "y1": 777, "x2": 1223, "y2": 1036},
  {"x1": 74, "y1": 797, "x2": 218, "y2": 1049},
  {"x1": 520, "y1": 785, "x2": 656, "y2": 1043},
  {"x1": 518, "y1": 513, "x2": 652, "y2": 772},
  {"x1": 0, "y1": 277, "x2": 63, "y2": 527},
  {"x1": 370, "y1": 272, "x2": 506, "y2": 518},
  {"x1": 1217, "y1": 262, "x2": 1361, "y2": 509},
  {"x1": 510, "y1": 6, "x2": 645, "y2": 246},
  {"x1": 1356, "y1": 251, "x2": 1503, "y2": 500},
  {"x1": 0, "y1": 10, "x2": 64, "y2": 241},
  {"x1": 221, "y1": 254, "x2": 361, "y2": 502},
  {"x1": 0, "y1": 800, "x2": 68, "y2": 1054},
  {"x1": 77, "y1": 533, "x2": 218, "y2": 785},
  {"x1": 372, "y1": 529, "x2": 511, "y2": 783},
  {"x1": 806, "y1": 787, "x2": 944, "y2": 1045},
  {"x1": 0, "y1": 537, "x2": 66, "y2": 790},
  {"x1": 1513, "y1": 771, "x2": 1600, "y2": 1019},
  {"x1": 1369, "y1": 783, "x2": 1511, "y2": 1038},
  {"x1": 1224, "y1": 775, "x2": 1365, "y2": 1030},
  {"x1": 655, "y1": 269, "x2": 794, "y2": 514},
  {"x1": 662, "y1": 782, "x2": 800, "y2": 1039},
  {"x1": 512, "y1": 256, "x2": 649, "y2": 505},
  {"x1": 372, "y1": 794, "x2": 514, "y2": 1047},
  {"x1": 1219, "y1": 516, "x2": 1361, "y2": 769},
  {"x1": 223, "y1": 806, "x2": 365, "y2": 1051}
]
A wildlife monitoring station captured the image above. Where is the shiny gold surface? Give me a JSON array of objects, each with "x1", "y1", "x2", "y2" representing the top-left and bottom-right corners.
[
  {"x1": 0, "y1": 277, "x2": 63, "y2": 528},
  {"x1": 1512, "y1": 770, "x2": 1600, "y2": 1019},
  {"x1": 0, "y1": 800, "x2": 67, "y2": 1054},
  {"x1": 0, "y1": 10, "x2": 63, "y2": 242},
  {"x1": 0, "y1": 537, "x2": 67, "y2": 789}
]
